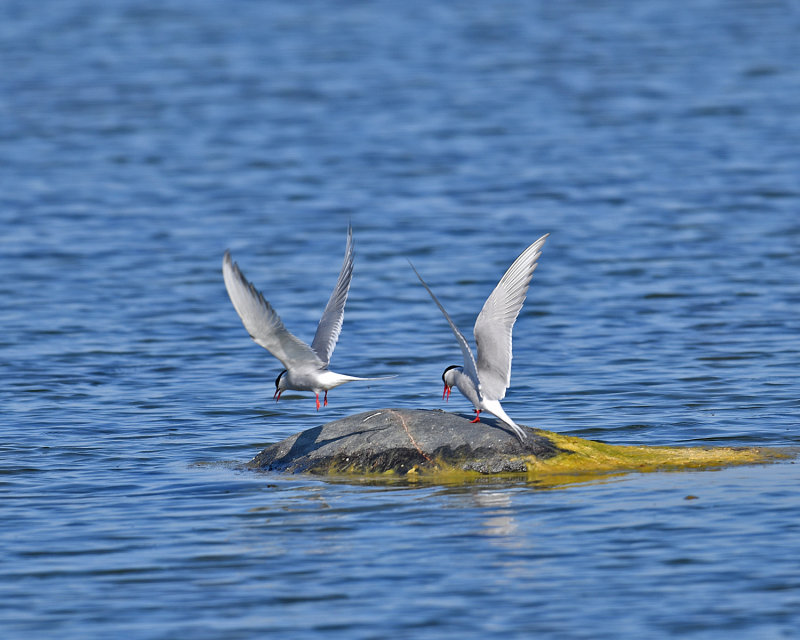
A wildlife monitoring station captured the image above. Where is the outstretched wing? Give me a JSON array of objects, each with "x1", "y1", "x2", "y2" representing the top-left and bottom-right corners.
[
  {"x1": 410, "y1": 261, "x2": 480, "y2": 389},
  {"x1": 310, "y1": 223, "x2": 354, "y2": 365},
  {"x1": 473, "y1": 233, "x2": 548, "y2": 401},
  {"x1": 223, "y1": 251, "x2": 324, "y2": 371}
]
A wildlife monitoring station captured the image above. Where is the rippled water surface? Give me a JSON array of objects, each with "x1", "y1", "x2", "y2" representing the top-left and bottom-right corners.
[{"x1": 2, "y1": 1, "x2": 800, "y2": 638}]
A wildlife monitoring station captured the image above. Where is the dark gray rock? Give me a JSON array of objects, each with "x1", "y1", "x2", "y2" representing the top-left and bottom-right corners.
[{"x1": 248, "y1": 408, "x2": 563, "y2": 475}]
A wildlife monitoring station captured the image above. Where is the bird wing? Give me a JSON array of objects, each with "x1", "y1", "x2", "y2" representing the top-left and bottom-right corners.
[
  {"x1": 473, "y1": 233, "x2": 548, "y2": 401},
  {"x1": 223, "y1": 251, "x2": 324, "y2": 371},
  {"x1": 410, "y1": 261, "x2": 480, "y2": 389},
  {"x1": 310, "y1": 223, "x2": 354, "y2": 366}
]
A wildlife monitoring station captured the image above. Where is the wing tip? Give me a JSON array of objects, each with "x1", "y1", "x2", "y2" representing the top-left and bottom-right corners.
[
  {"x1": 222, "y1": 250, "x2": 245, "y2": 283},
  {"x1": 345, "y1": 221, "x2": 354, "y2": 248},
  {"x1": 408, "y1": 260, "x2": 428, "y2": 286},
  {"x1": 343, "y1": 223, "x2": 355, "y2": 271}
]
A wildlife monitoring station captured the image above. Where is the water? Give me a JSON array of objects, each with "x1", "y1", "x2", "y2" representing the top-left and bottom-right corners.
[{"x1": 2, "y1": 0, "x2": 799, "y2": 637}]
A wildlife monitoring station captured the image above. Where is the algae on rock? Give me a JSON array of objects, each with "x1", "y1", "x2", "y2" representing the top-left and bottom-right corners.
[{"x1": 248, "y1": 409, "x2": 786, "y2": 482}]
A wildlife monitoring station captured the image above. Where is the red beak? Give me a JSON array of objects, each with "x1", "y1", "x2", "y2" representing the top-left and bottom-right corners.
[
  {"x1": 442, "y1": 384, "x2": 451, "y2": 402},
  {"x1": 273, "y1": 390, "x2": 282, "y2": 402}
]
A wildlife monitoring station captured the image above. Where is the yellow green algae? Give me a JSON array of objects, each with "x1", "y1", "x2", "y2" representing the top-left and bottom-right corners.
[
  {"x1": 529, "y1": 429, "x2": 786, "y2": 473},
  {"x1": 322, "y1": 429, "x2": 792, "y2": 486}
]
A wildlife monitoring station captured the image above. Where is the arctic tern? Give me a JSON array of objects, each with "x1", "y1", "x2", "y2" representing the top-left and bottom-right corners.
[
  {"x1": 223, "y1": 225, "x2": 388, "y2": 410},
  {"x1": 410, "y1": 233, "x2": 549, "y2": 441}
]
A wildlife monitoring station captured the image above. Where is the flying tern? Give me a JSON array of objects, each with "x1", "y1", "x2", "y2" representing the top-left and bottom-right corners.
[
  {"x1": 223, "y1": 224, "x2": 387, "y2": 410},
  {"x1": 410, "y1": 233, "x2": 549, "y2": 441}
]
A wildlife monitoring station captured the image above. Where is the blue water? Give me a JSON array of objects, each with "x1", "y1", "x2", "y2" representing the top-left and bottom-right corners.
[{"x1": 2, "y1": 1, "x2": 800, "y2": 637}]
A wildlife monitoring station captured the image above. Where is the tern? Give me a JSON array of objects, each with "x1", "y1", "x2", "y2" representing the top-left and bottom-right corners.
[
  {"x1": 410, "y1": 233, "x2": 549, "y2": 441},
  {"x1": 223, "y1": 224, "x2": 387, "y2": 410}
]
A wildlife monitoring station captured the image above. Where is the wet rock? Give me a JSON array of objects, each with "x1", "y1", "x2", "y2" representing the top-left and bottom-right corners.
[{"x1": 248, "y1": 408, "x2": 562, "y2": 475}]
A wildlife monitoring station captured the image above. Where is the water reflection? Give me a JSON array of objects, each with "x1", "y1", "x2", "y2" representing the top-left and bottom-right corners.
[{"x1": 473, "y1": 490, "x2": 520, "y2": 544}]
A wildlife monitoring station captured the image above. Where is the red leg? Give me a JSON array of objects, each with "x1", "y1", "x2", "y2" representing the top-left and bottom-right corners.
[
  {"x1": 470, "y1": 409, "x2": 481, "y2": 423},
  {"x1": 324, "y1": 390, "x2": 328, "y2": 407},
  {"x1": 315, "y1": 393, "x2": 320, "y2": 411}
]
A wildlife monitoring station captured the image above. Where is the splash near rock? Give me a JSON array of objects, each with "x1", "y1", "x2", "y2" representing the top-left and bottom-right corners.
[{"x1": 248, "y1": 409, "x2": 787, "y2": 482}]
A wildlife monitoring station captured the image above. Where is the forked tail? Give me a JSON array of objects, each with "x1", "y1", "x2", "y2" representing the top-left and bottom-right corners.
[
  {"x1": 321, "y1": 372, "x2": 397, "y2": 391},
  {"x1": 482, "y1": 399, "x2": 528, "y2": 442}
]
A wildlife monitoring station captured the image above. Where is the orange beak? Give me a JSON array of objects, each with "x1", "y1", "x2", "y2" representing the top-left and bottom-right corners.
[{"x1": 442, "y1": 384, "x2": 451, "y2": 402}]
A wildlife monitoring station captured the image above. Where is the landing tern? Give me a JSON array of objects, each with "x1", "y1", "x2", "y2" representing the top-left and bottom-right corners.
[
  {"x1": 223, "y1": 224, "x2": 388, "y2": 410},
  {"x1": 410, "y1": 234, "x2": 549, "y2": 441}
]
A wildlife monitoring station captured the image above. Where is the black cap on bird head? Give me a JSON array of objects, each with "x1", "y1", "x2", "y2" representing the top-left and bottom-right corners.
[
  {"x1": 273, "y1": 369, "x2": 287, "y2": 401},
  {"x1": 442, "y1": 364, "x2": 460, "y2": 383},
  {"x1": 441, "y1": 365, "x2": 461, "y2": 401}
]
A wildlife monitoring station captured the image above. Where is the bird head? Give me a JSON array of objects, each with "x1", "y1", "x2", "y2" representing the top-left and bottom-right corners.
[
  {"x1": 441, "y1": 365, "x2": 461, "y2": 401},
  {"x1": 273, "y1": 370, "x2": 288, "y2": 401}
]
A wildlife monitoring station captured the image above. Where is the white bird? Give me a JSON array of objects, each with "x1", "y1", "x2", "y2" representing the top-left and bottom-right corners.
[
  {"x1": 410, "y1": 234, "x2": 549, "y2": 441},
  {"x1": 223, "y1": 224, "x2": 387, "y2": 411}
]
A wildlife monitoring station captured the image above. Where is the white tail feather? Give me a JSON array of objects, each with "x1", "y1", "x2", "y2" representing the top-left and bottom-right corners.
[{"x1": 482, "y1": 399, "x2": 528, "y2": 441}]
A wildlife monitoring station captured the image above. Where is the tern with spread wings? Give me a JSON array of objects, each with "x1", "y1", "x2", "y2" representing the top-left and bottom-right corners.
[
  {"x1": 223, "y1": 225, "x2": 387, "y2": 410},
  {"x1": 410, "y1": 234, "x2": 549, "y2": 441}
]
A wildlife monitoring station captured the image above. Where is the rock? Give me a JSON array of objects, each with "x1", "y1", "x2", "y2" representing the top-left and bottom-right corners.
[
  {"x1": 248, "y1": 408, "x2": 788, "y2": 480},
  {"x1": 248, "y1": 408, "x2": 562, "y2": 474}
]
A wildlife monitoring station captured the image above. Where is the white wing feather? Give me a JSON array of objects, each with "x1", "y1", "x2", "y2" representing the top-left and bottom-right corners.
[
  {"x1": 474, "y1": 233, "x2": 548, "y2": 401},
  {"x1": 410, "y1": 262, "x2": 480, "y2": 390},
  {"x1": 222, "y1": 251, "x2": 324, "y2": 371},
  {"x1": 310, "y1": 224, "x2": 354, "y2": 365}
]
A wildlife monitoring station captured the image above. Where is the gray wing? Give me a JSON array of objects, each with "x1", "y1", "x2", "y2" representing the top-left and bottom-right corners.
[
  {"x1": 410, "y1": 262, "x2": 480, "y2": 389},
  {"x1": 473, "y1": 233, "x2": 548, "y2": 401},
  {"x1": 223, "y1": 251, "x2": 324, "y2": 370},
  {"x1": 310, "y1": 223, "x2": 354, "y2": 365}
]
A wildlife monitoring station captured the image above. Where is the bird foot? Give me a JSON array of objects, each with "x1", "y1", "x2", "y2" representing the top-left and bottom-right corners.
[
  {"x1": 324, "y1": 391, "x2": 328, "y2": 407},
  {"x1": 470, "y1": 410, "x2": 481, "y2": 423}
]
